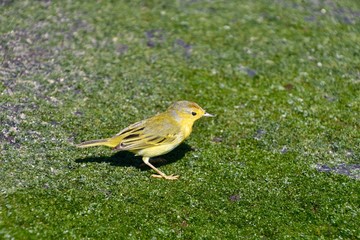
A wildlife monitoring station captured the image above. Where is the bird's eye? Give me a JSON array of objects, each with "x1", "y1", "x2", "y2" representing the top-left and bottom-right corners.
[{"x1": 191, "y1": 112, "x2": 197, "y2": 116}]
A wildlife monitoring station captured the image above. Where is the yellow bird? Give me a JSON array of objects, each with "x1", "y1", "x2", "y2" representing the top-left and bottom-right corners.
[{"x1": 76, "y1": 101, "x2": 213, "y2": 180}]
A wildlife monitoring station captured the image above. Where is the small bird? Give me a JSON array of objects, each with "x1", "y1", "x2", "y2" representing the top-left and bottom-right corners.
[{"x1": 76, "y1": 101, "x2": 213, "y2": 180}]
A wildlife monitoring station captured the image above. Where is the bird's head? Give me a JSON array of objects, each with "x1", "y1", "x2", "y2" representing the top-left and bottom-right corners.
[{"x1": 167, "y1": 101, "x2": 214, "y2": 123}]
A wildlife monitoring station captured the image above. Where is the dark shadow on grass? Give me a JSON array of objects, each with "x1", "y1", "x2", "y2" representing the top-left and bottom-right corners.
[{"x1": 75, "y1": 143, "x2": 194, "y2": 171}]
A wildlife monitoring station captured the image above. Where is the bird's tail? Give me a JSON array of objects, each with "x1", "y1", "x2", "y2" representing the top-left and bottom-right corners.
[{"x1": 76, "y1": 138, "x2": 119, "y2": 148}]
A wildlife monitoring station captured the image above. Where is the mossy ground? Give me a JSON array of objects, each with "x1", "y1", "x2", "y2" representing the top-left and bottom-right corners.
[{"x1": 1, "y1": 0, "x2": 359, "y2": 239}]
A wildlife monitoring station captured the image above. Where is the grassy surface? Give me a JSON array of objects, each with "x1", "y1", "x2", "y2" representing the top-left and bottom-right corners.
[{"x1": 1, "y1": 0, "x2": 359, "y2": 239}]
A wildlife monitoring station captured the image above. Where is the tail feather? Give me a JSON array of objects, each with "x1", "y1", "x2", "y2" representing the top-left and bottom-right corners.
[{"x1": 76, "y1": 138, "x2": 118, "y2": 148}]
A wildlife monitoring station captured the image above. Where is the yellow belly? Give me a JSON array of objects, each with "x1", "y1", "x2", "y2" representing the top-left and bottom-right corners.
[
  {"x1": 132, "y1": 124, "x2": 192, "y2": 158},
  {"x1": 134, "y1": 143, "x2": 181, "y2": 158}
]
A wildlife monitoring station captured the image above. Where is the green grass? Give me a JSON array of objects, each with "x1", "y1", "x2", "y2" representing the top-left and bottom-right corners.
[{"x1": 1, "y1": 0, "x2": 359, "y2": 239}]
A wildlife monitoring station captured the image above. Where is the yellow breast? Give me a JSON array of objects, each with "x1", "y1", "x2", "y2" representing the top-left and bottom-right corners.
[{"x1": 181, "y1": 124, "x2": 193, "y2": 140}]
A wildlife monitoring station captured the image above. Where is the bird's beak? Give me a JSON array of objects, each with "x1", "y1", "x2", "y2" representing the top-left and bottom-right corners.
[{"x1": 203, "y1": 112, "x2": 215, "y2": 117}]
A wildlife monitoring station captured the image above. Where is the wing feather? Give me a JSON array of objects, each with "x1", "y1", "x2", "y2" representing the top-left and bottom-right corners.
[{"x1": 113, "y1": 115, "x2": 180, "y2": 151}]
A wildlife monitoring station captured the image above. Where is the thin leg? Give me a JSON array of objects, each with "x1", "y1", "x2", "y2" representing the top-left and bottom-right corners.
[{"x1": 142, "y1": 157, "x2": 179, "y2": 180}]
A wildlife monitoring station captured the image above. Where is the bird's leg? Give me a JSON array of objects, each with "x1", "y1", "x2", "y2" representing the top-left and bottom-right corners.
[{"x1": 142, "y1": 157, "x2": 179, "y2": 180}]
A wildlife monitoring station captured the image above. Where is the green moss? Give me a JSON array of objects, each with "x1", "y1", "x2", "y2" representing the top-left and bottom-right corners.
[{"x1": 1, "y1": 0, "x2": 359, "y2": 239}]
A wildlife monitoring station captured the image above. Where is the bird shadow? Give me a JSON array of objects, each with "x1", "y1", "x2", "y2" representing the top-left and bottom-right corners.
[{"x1": 75, "y1": 143, "x2": 194, "y2": 171}]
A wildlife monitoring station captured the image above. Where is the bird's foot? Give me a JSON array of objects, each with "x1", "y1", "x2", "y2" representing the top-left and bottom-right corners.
[{"x1": 151, "y1": 174, "x2": 179, "y2": 180}]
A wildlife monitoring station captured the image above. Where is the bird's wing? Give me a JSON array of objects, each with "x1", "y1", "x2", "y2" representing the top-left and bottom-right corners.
[{"x1": 113, "y1": 116, "x2": 180, "y2": 151}]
